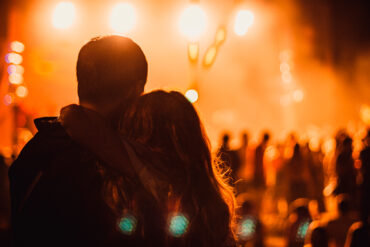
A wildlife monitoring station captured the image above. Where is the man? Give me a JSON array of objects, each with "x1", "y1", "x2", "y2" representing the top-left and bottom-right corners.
[
  {"x1": 8, "y1": 35, "x2": 148, "y2": 246},
  {"x1": 253, "y1": 132, "x2": 269, "y2": 189}
]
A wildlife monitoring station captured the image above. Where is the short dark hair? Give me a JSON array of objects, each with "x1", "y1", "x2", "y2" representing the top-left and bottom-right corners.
[{"x1": 77, "y1": 35, "x2": 147, "y2": 104}]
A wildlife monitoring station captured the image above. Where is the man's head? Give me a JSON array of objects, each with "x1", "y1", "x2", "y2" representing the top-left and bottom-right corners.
[{"x1": 77, "y1": 35, "x2": 147, "y2": 114}]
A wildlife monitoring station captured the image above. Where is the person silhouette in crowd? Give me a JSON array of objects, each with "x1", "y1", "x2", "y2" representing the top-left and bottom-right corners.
[
  {"x1": 217, "y1": 133, "x2": 241, "y2": 186},
  {"x1": 253, "y1": 132, "x2": 269, "y2": 189},
  {"x1": 286, "y1": 144, "x2": 310, "y2": 203},
  {"x1": 334, "y1": 137, "x2": 356, "y2": 197},
  {"x1": 8, "y1": 35, "x2": 148, "y2": 246},
  {"x1": 237, "y1": 132, "x2": 249, "y2": 174},
  {"x1": 309, "y1": 225, "x2": 329, "y2": 247},
  {"x1": 60, "y1": 90, "x2": 236, "y2": 247},
  {"x1": 326, "y1": 194, "x2": 355, "y2": 247},
  {"x1": 344, "y1": 130, "x2": 370, "y2": 247},
  {"x1": 286, "y1": 199, "x2": 312, "y2": 247}
]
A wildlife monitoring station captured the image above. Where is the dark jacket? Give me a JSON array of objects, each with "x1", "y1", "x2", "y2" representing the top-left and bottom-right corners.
[{"x1": 8, "y1": 117, "x2": 124, "y2": 246}]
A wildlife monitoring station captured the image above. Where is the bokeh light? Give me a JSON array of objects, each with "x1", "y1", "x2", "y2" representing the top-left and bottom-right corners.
[
  {"x1": 282, "y1": 72, "x2": 292, "y2": 84},
  {"x1": 179, "y1": 4, "x2": 207, "y2": 41},
  {"x1": 187, "y1": 42, "x2": 199, "y2": 62},
  {"x1": 292, "y1": 89, "x2": 304, "y2": 102},
  {"x1": 203, "y1": 45, "x2": 218, "y2": 67},
  {"x1": 7, "y1": 65, "x2": 24, "y2": 75},
  {"x1": 280, "y1": 62, "x2": 290, "y2": 73},
  {"x1": 233, "y1": 10, "x2": 254, "y2": 36},
  {"x1": 3, "y1": 94, "x2": 13, "y2": 106},
  {"x1": 118, "y1": 214, "x2": 137, "y2": 235},
  {"x1": 238, "y1": 217, "x2": 257, "y2": 240},
  {"x1": 16, "y1": 86, "x2": 29, "y2": 98},
  {"x1": 5, "y1": 53, "x2": 23, "y2": 64},
  {"x1": 168, "y1": 213, "x2": 189, "y2": 237},
  {"x1": 109, "y1": 3, "x2": 136, "y2": 34},
  {"x1": 52, "y1": 2, "x2": 76, "y2": 29},
  {"x1": 10, "y1": 41, "x2": 25, "y2": 53},
  {"x1": 9, "y1": 73, "x2": 23, "y2": 85},
  {"x1": 185, "y1": 89, "x2": 198, "y2": 103},
  {"x1": 215, "y1": 27, "x2": 226, "y2": 45}
]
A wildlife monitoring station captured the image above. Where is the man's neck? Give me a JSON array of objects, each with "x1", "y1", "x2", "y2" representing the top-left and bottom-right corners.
[{"x1": 79, "y1": 102, "x2": 120, "y2": 128}]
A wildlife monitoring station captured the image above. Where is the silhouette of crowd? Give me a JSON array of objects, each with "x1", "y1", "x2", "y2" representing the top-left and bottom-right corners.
[{"x1": 0, "y1": 35, "x2": 369, "y2": 247}]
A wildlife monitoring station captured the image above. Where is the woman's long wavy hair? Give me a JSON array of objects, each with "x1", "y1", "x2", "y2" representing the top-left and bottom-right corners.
[{"x1": 120, "y1": 90, "x2": 236, "y2": 246}]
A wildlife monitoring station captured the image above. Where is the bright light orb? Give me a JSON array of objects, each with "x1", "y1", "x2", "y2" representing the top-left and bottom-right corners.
[
  {"x1": 5, "y1": 53, "x2": 23, "y2": 64},
  {"x1": 234, "y1": 10, "x2": 254, "y2": 36},
  {"x1": 179, "y1": 4, "x2": 207, "y2": 41},
  {"x1": 52, "y1": 2, "x2": 76, "y2": 29},
  {"x1": 118, "y1": 214, "x2": 137, "y2": 235},
  {"x1": 9, "y1": 73, "x2": 23, "y2": 85},
  {"x1": 168, "y1": 213, "x2": 189, "y2": 237},
  {"x1": 185, "y1": 89, "x2": 198, "y2": 103},
  {"x1": 109, "y1": 3, "x2": 136, "y2": 34},
  {"x1": 16, "y1": 86, "x2": 28, "y2": 98},
  {"x1": 10, "y1": 41, "x2": 25, "y2": 53},
  {"x1": 7, "y1": 65, "x2": 24, "y2": 75},
  {"x1": 4, "y1": 94, "x2": 13, "y2": 106}
]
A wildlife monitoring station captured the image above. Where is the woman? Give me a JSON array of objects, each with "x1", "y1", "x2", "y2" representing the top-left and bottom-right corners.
[{"x1": 60, "y1": 90, "x2": 236, "y2": 246}]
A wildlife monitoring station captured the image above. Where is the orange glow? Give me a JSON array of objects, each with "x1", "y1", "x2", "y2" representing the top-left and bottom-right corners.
[
  {"x1": 233, "y1": 10, "x2": 254, "y2": 36},
  {"x1": 3, "y1": 94, "x2": 13, "y2": 106},
  {"x1": 203, "y1": 45, "x2": 217, "y2": 67},
  {"x1": 215, "y1": 27, "x2": 226, "y2": 45},
  {"x1": 360, "y1": 104, "x2": 370, "y2": 124},
  {"x1": 282, "y1": 72, "x2": 292, "y2": 84},
  {"x1": 109, "y1": 3, "x2": 136, "y2": 34},
  {"x1": 52, "y1": 2, "x2": 76, "y2": 29},
  {"x1": 179, "y1": 4, "x2": 207, "y2": 41},
  {"x1": 8, "y1": 65, "x2": 24, "y2": 74},
  {"x1": 16, "y1": 86, "x2": 29, "y2": 98},
  {"x1": 9, "y1": 73, "x2": 23, "y2": 85},
  {"x1": 280, "y1": 62, "x2": 290, "y2": 73},
  {"x1": 10, "y1": 41, "x2": 25, "y2": 53},
  {"x1": 187, "y1": 42, "x2": 199, "y2": 62}
]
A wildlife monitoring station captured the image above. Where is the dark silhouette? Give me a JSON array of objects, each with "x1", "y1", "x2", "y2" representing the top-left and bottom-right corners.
[
  {"x1": 286, "y1": 144, "x2": 310, "y2": 203},
  {"x1": 60, "y1": 90, "x2": 237, "y2": 247},
  {"x1": 0, "y1": 155, "x2": 11, "y2": 247},
  {"x1": 286, "y1": 199, "x2": 312, "y2": 247},
  {"x1": 334, "y1": 137, "x2": 356, "y2": 196},
  {"x1": 253, "y1": 133, "x2": 269, "y2": 189},
  {"x1": 310, "y1": 226, "x2": 329, "y2": 247},
  {"x1": 8, "y1": 35, "x2": 148, "y2": 246},
  {"x1": 326, "y1": 194, "x2": 355, "y2": 247}
]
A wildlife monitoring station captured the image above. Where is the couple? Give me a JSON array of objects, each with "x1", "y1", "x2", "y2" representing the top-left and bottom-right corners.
[{"x1": 9, "y1": 35, "x2": 236, "y2": 246}]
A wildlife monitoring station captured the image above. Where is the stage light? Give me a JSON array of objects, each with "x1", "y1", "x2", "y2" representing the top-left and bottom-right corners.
[
  {"x1": 203, "y1": 45, "x2": 217, "y2": 67},
  {"x1": 16, "y1": 86, "x2": 28, "y2": 98},
  {"x1": 234, "y1": 10, "x2": 254, "y2": 36},
  {"x1": 292, "y1": 89, "x2": 304, "y2": 102},
  {"x1": 215, "y1": 26, "x2": 226, "y2": 45},
  {"x1": 9, "y1": 73, "x2": 23, "y2": 85},
  {"x1": 109, "y1": 3, "x2": 136, "y2": 34},
  {"x1": 52, "y1": 2, "x2": 76, "y2": 29},
  {"x1": 187, "y1": 42, "x2": 199, "y2": 62},
  {"x1": 10, "y1": 41, "x2": 25, "y2": 53},
  {"x1": 179, "y1": 4, "x2": 207, "y2": 41},
  {"x1": 185, "y1": 89, "x2": 198, "y2": 103},
  {"x1": 5, "y1": 53, "x2": 23, "y2": 64}
]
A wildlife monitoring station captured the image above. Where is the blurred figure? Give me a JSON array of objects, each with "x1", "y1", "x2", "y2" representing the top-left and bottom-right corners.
[
  {"x1": 310, "y1": 226, "x2": 329, "y2": 247},
  {"x1": 286, "y1": 199, "x2": 312, "y2": 247},
  {"x1": 0, "y1": 155, "x2": 11, "y2": 247},
  {"x1": 237, "y1": 132, "x2": 249, "y2": 174},
  {"x1": 217, "y1": 133, "x2": 241, "y2": 185},
  {"x1": 344, "y1": 130, "x2": 370, "y2": 247},
  {"x1": 326, "y1": 194, "x2": 355, "y2": 247},
  {"x1": 236, "y1": 199, "x2": 264, "y2": 247},
  {"x1": 286, "y1": 144, "x2": 310, "y2": 203},
  {"x1": 334, "y1": 137, "x2": 356, "y2": 197},
  {"x1": 253, "y1": 133, "x2": 270, "y2": 189}
]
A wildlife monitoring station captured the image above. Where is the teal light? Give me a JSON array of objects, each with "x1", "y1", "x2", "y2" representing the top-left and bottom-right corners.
[
  {"x1": 118, "y1": 214, "x2": 137, "y2": 235},
  {"x1": 296, "y1": 220, "x2": 310, "y2": 240},
  {"x1": 169, "y1": 213, "x2": 189, "y2": 237},
  {"x1": 239, "y1": 217, "x2": 256, "y2": 240}
]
